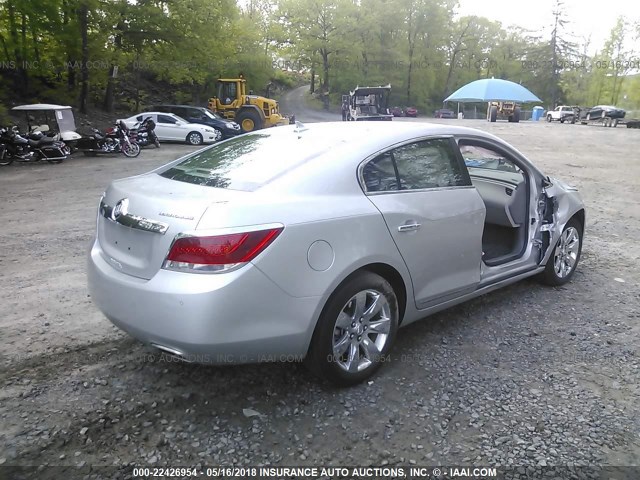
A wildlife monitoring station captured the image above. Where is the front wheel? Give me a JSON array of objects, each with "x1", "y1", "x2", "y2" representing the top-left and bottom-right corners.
[
  {"x1": 305, "y1": 272, "x2": 399, "y2": 386},
  {"x1": 236, "y1": 110, "x2": 262, "y2": 133},
  {"x1": 186, "y1": 131, "x2": 203, "y2": 145},
  {"x1": 0, "y1": 157, "x2": 13, "y2": 166},
  {"x1": 539, "y1": 218, "x2": 583, "y2": 286},
  {"x1": 547, "y1": 115, "x2": 552, "y2": 122},
  {"x1": 122, "y1": 142, "x2": 141, "y2": 158}
]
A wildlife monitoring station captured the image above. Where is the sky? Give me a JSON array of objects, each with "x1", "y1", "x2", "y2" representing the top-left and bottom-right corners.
[{"x1": 456, "y1": 0, "x2": 640, "y2": 54}]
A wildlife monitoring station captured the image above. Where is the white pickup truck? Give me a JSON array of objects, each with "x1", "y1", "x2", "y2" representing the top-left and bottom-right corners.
[{"x1": 546, "y1": 106, "x2": 577, "y2": 123}]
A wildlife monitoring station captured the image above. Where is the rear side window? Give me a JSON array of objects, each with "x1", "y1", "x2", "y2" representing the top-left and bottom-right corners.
[
  {"x1": 159, "y1": 133, "x2": 331, "y2": 191},
  {"x1": 362, "y1": 152, "x2": 398, "y2": 192},
  {"x1": 362, "y1": 138, "x2": 469, "y2": 193},
  {"x1": 158, "y1": 115, "x2": 177, "y2": 124}
]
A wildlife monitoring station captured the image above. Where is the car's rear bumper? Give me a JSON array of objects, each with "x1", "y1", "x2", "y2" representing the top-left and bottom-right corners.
[{"x1": 87, "y1": 239, "x2": 320, "y2": 363}]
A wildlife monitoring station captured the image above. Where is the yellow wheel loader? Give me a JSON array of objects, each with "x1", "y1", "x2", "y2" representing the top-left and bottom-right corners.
[{"x1": 208, "y1": 76, "x2": 294, "y2": 133}]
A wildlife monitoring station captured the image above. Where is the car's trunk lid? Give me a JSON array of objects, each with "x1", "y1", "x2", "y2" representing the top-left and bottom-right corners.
[{"x1": 97, "y1": 173, "x2": 245, "y2": 279}]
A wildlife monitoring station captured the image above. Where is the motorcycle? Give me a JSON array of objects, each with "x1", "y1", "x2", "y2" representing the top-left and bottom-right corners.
[
  {"x1": 76, "y1": 120, "x2": 140, "y2": 158},
  {"x1": 129, "y1": 116, "x2": 160, "y2": 148},
  {"x1": 0, "y1": 126, "x2": 70, "y2": 165}
]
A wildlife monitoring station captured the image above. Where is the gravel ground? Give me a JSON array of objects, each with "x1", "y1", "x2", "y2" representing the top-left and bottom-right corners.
[{"x1": 1, "y1": 101, "x2": 639, "y2": 479}]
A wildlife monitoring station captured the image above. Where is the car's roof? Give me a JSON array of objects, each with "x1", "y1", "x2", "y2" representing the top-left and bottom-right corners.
[
  {"x1": 130, "y1": 112, "x2": 198, "y2": 124},
  {"x1": 158, "y1": 121, "x2": 541, "y2": 195},
  {"x1": 247, "y1": 121, "x2": 497, "y2": 153},
  {"x1": 134, "y1": 111, "x2": 178, "y2": 117},
  {"x1": 152, "y1": 104, "x2": 206, "y2": 110}
]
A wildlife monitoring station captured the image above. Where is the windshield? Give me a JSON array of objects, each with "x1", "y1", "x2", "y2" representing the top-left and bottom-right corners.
[
  {"x1": 159, "y1": 132, "x2": 331, "y2": 191},
  {"x1": 203, "y1": 110, "x2": 222, "y2": 120}
]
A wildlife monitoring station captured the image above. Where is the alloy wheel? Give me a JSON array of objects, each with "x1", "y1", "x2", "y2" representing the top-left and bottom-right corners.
[
  {"x1": 332, "y1": 289, "x2": 391, "y2": 373},
  {"x1": 553, "y1": 226, "x2": 580, "y2": 278}
]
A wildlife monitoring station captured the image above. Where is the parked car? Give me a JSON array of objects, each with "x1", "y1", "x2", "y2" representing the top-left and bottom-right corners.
[
  {"x1": 404, "y1": 106, "x2": 418, "y2": 117},
  {"x1": 390, "y1": 106, "x2": 405, "y2": 117},
  {"x1": 150, "y1": 105, "x2": 241, "y2": 139},
  {"x1": 120, "y1": 112, "x2": 221, "y2": 145},
  {"x1": 88, "y1": 122, "x2": 585, "y2": 386},
  {"x1": 581, "y1": 105, "x2": 626, "y2": 121},
  {"x1": 546, "y1": 106, "x2": 577, "y2": 123},
  {"x1": 434, "y1": 108, "x2": 456, "y2": 119}
]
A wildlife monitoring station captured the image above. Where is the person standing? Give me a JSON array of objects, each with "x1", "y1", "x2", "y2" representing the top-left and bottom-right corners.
[{"x1": 341, "y1": 100, "x2": 348, "y2": 121}]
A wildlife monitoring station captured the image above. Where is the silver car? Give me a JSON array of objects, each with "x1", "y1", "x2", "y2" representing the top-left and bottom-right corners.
[{"x1": 87, "y1": 122, "x2": 585, "y2": 385}]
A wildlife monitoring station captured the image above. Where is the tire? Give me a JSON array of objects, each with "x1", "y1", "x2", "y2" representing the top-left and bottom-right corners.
[
  {"x1": 560, "y1": 118, "x2": 565, "y2": 123},
  {"x1": 305, "y1": 272, "x2": 399, "y2": 386},
  {"x1": 186, "y1": 131, "x2": 203, "y2": 145},
  {"x1": 236, "y1": 109, "x2": 262, "y2": 133},
  {"x1": 0, "y1": 157, "x2": 13, "y2": 166},
  {"x1": 539, "y1": 218, "x2": 583, "y2": 286},
  {"x1": 513, "y1": 107, "x2": 520, "y2": 123},
  {"x1": 489, "y1": 105, "x2": 498, "y2": 122},
  {"x1": 547, "y1": 115, "x2": 552, "y2": 122},
  {"x1": 122, "y1": 142, "x2": 141, "y2": 158}
]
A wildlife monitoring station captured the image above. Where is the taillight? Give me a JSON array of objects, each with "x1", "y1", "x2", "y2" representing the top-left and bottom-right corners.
[{"x1": 163, "y1": 227, "x2": 283, "y2": 273}]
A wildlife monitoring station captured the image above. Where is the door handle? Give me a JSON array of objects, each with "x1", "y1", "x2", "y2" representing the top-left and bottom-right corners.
[{"x1": 398, "y1": 223, "x2": 421, "y2": 232}]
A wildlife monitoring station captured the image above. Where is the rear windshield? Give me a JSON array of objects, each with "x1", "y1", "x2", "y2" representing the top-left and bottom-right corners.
[{"x1": 159, "y1": 132, "x2": 330, "y2": 191}]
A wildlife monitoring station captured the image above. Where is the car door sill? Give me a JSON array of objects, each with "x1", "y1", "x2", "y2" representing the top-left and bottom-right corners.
[{"x1": 414, "y1": 266, "x2": 543, "y2": 314}]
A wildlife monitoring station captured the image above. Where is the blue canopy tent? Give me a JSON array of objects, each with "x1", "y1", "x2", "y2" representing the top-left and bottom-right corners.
[
  {"x1": 444, "y1": 78, "x2": 541, "y2": 122},
  {"x1": 444, "y1": 78, "x2": 542, "y2": 103}
]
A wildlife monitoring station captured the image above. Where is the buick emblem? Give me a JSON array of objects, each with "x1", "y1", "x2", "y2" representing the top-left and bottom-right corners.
[{"x1": 111, "y1": 198, "x2": 129, "y2": 221}]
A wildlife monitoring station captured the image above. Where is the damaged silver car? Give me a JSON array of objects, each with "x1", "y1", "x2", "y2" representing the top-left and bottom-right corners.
[{"x1": 88, "y1": 122, "x2": 585, "y2": 385}]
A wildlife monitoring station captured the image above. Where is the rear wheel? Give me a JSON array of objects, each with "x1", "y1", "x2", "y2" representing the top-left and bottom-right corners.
[
  {"x1": 539, "y1": 218, "x2": 583, "y2": 286},
  {"x1": 489, "y1": 105, "x2": 498, "y2": 122},
  {"x1": 236, "y1": 109, "x2": 262, "y2": 133},
  {"x1": 0, "y1": 156, "x2": 13, "y2": 166},
  {"x1": 305, "y1": 272, "x2": 399, "y2": 386},
  {"x1": 186, "y1": 132, "x2": 203, "y2": 145}
]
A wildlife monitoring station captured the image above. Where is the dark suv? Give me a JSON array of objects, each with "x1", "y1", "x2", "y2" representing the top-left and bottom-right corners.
[{"x1": 150, "y1": 105, "x2": 242, "y2": 138}]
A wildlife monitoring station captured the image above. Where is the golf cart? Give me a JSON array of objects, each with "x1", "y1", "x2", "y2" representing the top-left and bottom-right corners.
[
  {"x1": 347, "y1": 85, "x2": 393, "y2": 121},
  {"x1": 11, "y1": 104, "x2": 82, "y2": 145}
]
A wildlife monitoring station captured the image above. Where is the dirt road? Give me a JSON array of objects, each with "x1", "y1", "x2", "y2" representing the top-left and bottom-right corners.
[
  {"x1": 1, "y1": 102, "x2": 639, "y2": 478},
  {"x1": 278, "y1": 85, "x2": 338, "y2": 123}
]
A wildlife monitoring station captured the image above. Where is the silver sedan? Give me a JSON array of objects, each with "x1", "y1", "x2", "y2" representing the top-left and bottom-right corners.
[{"x1": 87, "y1": 122, "x2": 585, "y2": 385}]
